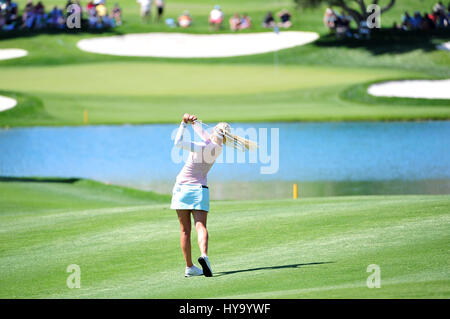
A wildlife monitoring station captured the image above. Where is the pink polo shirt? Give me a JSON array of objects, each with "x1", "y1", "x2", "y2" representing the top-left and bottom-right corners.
[{"x1": 174, "y1": 121, "x2": 222, "y2": 186}]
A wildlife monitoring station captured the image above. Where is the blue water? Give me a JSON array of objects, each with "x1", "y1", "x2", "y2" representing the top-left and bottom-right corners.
[{"x1": 0, "y1": 122, "x2": 449, "y2": 187}]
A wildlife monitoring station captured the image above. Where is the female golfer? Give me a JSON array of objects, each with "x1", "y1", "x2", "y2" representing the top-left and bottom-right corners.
[{"x1": 170, "y1": 113, "x2": 232, "y2": 277}]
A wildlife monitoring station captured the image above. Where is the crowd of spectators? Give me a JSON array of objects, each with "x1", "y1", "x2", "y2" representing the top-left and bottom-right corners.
[
  {"x1": 86, "y1": 0, "x2": 121, "y2": 29},
  {"x1": 394, "y1": 2, "x2": 450, "y2": 31},
  {"x1": 262, "y1": 10, "x2": 292, "y2": 29},
  {"x1": 0, "y1": 0, "x2": 18, "y2": 31},
  {"x1": 324, "y1": 2, "x2": 450, "y2": 40},
  {"x1": 166, "y1": 5, "x2": 292, "y2": 31},
  {"x1": 229, "y1": 13, "x2": 251, "y2": 31},
  {"x1": 323, "y1": 8, "x2": 356, "y2": 38},
  {"x1": 0, "y1": 0, "x2": 121, "y2": 31},
  {"x1": 137, "y1": 0, "x2": 164, "y2": 23},
  {"x1": 1, "y1": 1, "x2": 294, "y2": 33}
]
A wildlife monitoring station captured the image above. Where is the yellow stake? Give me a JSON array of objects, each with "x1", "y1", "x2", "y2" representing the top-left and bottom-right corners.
[
  {"x1": 293, "y1": 183, "x2": 298, "y2": 200},
  {"x1": 83, "y1": 110, "x2": 88, "y2": 125}
]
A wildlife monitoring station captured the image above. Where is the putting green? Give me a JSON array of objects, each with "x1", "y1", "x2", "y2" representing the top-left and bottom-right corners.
[
  {"x1": 0, "y1": 180, "x2": 448, "y2": 298},
  {"x1": 0, "y1": 62, "x2": 406, "y2": 96}
]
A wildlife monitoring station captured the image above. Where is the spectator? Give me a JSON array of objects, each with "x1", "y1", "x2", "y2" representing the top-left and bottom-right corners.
[
  {"x1": 88, "y1": 0, "x2": 104, "y2": 29},
  {"x1": 421, "y1": 12, "x2": 435, "y2": 30},
  {"x1": 111, "y1": 3, "x2": 121, "y2": 26},
  {"x1": 48, "y1": 6, "x2": 64, "y2": 29},
  {"x1": 229, "y1": 13, "x2": 240, "y2": 31},
  {"x1": 86, "y1": 0, "x2": 95, "y2": 12},
  {"x1": 209, "y1": 5, "x2": 223, "y2": 31},
  {"x1": 178, "y1": 10, "x2": 191, "y2": 28},
  {"x1": 137, "y1": 0, "x2": 152, "y2": 23},
  {"x1": 324, "y1": 7, "x2": 337, "y2": 30},
  {"x1": 428, "y1": 11, "x2": 438, "y2": 24},
  {"x1": 1, "y1": 0, "x2": 18, "y2": 30},
  {"x1": 277, "y1": 9, "x2": 292, "y2": 28},
  {"x1": 87, "y1": 7, "x2": 98, "y2": 28},
  {"x1": 155, "y1": 0, "x2": 164, "y2": 23},
  {"x1": 96, "y1": 1, "x2": 107, "y2": 19},
  {"x1": 262, "y1": 11, "x2": 275, "y2": 28},
  {"x1": 337, "y1": 11, "x2": 351, "y2": 31},
  {"x1": 356, "y1": 20, "x2": 369, "y2": 39},
  {"x1": 96, "y1": 2, "x2": 114, "y2": 27},
  {"x1": 335, "y1": 12, "x2": 352, "y2": 38},
  {"x1": 5, "y1": 0, "x2": 18, "y2": 23},
  {"x1": 401, "y1": 11, "x2": 413, "y2": 30},
  {"x1": 438, "y1": 10, "x2": 449, "y2": 27},
  {"x1": 412, "y1": 11, "x2": 422, "y2": 29},
  {"x1": 433, "y1": 1, "x2": 446, "y2": 16},
  {"x1": 34, "y1": 1, "x2": 46, "y2": 29},
  {"x1": 22, "y1": 0, "x2": 35, "y2": 29},
  {"x1": 240, "y1": 13, "x2": 251, "y2": 29},
  {"x1": 103, "y1": 14, "x2": 114, "y2": 28},
  {"x1": 86, "y1": 1, "x2": 96, "y2": 21}
]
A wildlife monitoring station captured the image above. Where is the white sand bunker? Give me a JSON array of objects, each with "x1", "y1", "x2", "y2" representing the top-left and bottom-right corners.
[
  {"x1": 0, "y1": 95, "x2": 17, "y2": 112},
  {"x1": 368, "y1": 79, "x2": 450, "y2": 99},
  {"x1": 77, "y1": 31, "x2": 319, "y2": 58},
  {"x1": 437, "y1": 41, "x2": 450, "y2": 51},
  {"x1": 0, "y1": 48, "x2": 28, "y2": 60}
]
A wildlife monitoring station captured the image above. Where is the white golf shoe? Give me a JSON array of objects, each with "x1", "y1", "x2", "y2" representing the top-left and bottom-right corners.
[
  {"x1": 198, "y1": 255, "x2": 213, "y2": 277},
  {"x1": 185, "y1": 265, "x2": 203, "y2": 277}
]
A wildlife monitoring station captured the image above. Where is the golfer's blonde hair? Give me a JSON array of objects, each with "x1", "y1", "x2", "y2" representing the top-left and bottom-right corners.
[{"x1": 214, "y1": 122, "x2": 258, "y2": 151}]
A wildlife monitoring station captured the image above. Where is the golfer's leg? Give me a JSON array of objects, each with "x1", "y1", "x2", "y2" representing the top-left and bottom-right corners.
[
  {"x1": 177, "y1": 210, "x2": 193, "y2": 267},
  {"x1": 193, "y1": 210, "x2": 208, "y2": 256}
]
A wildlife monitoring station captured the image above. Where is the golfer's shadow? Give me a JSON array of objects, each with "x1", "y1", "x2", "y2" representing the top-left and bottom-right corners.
[{"x1": 214, "y1": 261, "x2": 334, "y2": 277}]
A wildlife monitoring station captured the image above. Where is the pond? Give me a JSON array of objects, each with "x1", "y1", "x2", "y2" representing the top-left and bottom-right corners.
[{"x1": 1, "y1": 121, "x2": 449, "y2": 199}]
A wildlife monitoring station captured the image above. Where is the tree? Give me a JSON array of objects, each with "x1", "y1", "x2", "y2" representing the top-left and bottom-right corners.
[{"x1": 294, "y1": 0, "x2": 396, "y2": 25}]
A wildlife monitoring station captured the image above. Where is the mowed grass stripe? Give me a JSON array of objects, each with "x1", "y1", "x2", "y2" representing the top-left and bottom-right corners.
[
  {"x1": 219, "y1": 272, "x2": 450, "y2": 299},
  {"x1": 0, "y1": 63, "x2": 408, "y2": 96},
  {"x1": 5, "y1": 82, "x2": 449, "y2": 126},
  {"x1": 43, "y1": 214, "x2": 448, "y2": 298},
  {"x1": 35, "y1": 214, "x2": 447, "y2": 298},
  {"x1": 0, "y1": 181, "x2": 448, "y2": 298}
]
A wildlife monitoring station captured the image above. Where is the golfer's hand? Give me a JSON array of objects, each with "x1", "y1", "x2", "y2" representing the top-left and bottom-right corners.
[
  {"x1": 183, "y1": 113, "x2": 197, "y2": 124},
  {"x1": 189, "y1": 115, "x2": 198, "y2": 123}
]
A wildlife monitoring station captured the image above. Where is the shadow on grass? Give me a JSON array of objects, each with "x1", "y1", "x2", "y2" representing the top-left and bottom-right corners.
[
  {"x1": 314, "y1": 28, "x2": 450, "y2": 55},
  {"x1": 214, "y1": 261, "x2": 334, "y2": 277},
  {"x1": 0, "y1": 176, "x2": 80, "y2": 183}
]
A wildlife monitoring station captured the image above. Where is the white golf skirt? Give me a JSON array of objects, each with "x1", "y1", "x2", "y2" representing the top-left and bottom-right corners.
[{"x1": 170, "y1": 183, "x2": 210, "y2": 212}]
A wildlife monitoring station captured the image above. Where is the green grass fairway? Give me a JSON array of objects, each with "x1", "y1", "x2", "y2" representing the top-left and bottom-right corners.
[
  {"x1": 0, "y1": 180, "x2": 448, "y2": 298},
  {"x1": 1, "y1": 0, "x2": 449, "y2": 126}
]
